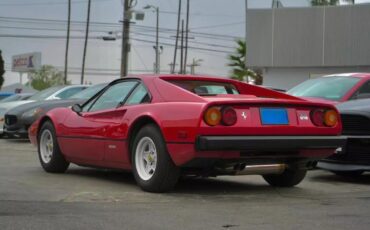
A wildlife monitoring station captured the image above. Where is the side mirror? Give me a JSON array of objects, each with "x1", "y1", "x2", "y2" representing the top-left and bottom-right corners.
[{"x1": 71, "y1": 104, "x2": 82, "y2": 115}]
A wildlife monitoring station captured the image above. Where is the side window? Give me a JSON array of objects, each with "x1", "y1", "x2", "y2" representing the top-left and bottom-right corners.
[
  {"x1": 56, "y1": 87, "x2": 86, "y2": 99},
  {"x1": 125, "y1": 84, "x2": 150, "y2": 105},
  {"x1": 88, "y1": 81, "x2": 137, "y2": 112},
  {"x1": 351, "y1": 81, "x2": 370, "y2": 100}
]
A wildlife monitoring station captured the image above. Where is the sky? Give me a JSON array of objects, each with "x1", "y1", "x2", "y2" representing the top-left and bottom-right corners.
[{"x1": 0, "y1": 0, "x2": 369, "y2": 87}]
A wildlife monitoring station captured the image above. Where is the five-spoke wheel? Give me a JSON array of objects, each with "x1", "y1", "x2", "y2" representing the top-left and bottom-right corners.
[
  {"x1": 132, "y1": 124, "x2": 180, "y2": 193},
  {"x1": 38, "y1": 121, "x2": 69, "y2": 173}
]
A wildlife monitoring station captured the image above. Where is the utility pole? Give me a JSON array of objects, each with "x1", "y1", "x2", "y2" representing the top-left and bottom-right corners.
[
  {"x1": 171, "y1": 0, "x2": 182, "y2": 74},
  {"x1": 180, "y1": 20, "x2": 185, "y2": 74},
  {"x1": 81, "y1": 0, "x2": 91, "y2": 85},
  {"x1": 187, "y1": 58, "x2": 202, "y2": 75},
  {"x1": 121, "y1": 0, "x2": 132, "y2": 78},
  {"x1": 155, "y1": 7, "x2": 159, "y2": 74},
  {"x1": 144, "y1": 5, "x2": 160, "y2": 74},
  {"x1": 64, "y1": 0, "x2": 71, "y2": 84},
  {"x1": 184, "y1": 0, "x2": 190, "y2": 74},
  {"x1": 245, "y1": 0, "x2": 248, "y2": 82}
]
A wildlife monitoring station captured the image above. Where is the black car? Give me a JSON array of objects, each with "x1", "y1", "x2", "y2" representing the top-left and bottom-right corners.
[
  {"x1": 3, "y1": 83, "x2": 107, "y2": 138},
  {"x1": 318, "y1": 98, "x2": 370, "y2": 176}
]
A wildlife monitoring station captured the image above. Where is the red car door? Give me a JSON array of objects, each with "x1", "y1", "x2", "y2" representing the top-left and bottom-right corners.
[{"x1": 58, "y1": 80, "x2": 138, "y2": 163}]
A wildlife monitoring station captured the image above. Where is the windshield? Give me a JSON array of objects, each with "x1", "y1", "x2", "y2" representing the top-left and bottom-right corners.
[
  {"x1": 28, "y1": 86, "x2": 64, "y2": 101},
  {"x1": 70, "y1": 83, "x2": 107, "y2": 99},
  {"x1": 287, "y1": 76, "x2": 361, "y2": 101}
]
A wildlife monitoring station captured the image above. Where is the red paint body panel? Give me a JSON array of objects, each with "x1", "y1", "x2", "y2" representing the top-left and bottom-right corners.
[{"x1": 29, "y1": 75, "x2": 343, "y2": 170}]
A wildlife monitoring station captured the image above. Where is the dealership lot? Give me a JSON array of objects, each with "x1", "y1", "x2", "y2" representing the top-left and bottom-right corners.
[{"x1": 1, "y1": 138, "x2": 370, "y2": 230}]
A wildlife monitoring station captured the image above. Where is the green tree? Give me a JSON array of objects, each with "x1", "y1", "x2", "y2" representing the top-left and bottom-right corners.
[
  {"x1": 0, "y1": 50, "x2": 5, "y2": 90},
  {"x1": 228, "y1": 40, "x2": 259, "y2": 84},
  {"x1": 311, "y1": 0, "x2": 354, "y2": 6},
  {"x1": 28, "y1": 65, "x2": 70, "y2": 90}
]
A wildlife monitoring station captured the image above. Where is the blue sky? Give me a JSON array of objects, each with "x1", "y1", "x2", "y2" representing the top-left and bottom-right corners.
[{"x1": 0, "y1": 0, "x2": 369, "y2": 86}]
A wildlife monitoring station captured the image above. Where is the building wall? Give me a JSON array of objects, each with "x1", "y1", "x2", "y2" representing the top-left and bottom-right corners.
[
  {"x1": 247, "y1": 5, "x2": 370, "y2": 68},
  {"x1": 263, "y1": 67, "x2": 370, "y2": 90}
]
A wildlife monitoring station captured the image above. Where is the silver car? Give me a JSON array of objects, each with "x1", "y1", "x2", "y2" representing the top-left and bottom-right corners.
[{"x1": 0, "y1": 85, "x2": 88, "y2": 136}]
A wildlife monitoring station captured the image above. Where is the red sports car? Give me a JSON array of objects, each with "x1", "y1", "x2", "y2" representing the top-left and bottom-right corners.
[
  {"x1": 29, "y1": 75, "x2": 345, "y2": 192},
  {"x1": 287, "y1": 73, "x2": 370, "y2": 104}
]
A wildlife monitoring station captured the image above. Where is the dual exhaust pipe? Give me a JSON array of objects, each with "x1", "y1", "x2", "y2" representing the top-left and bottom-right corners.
[{"x1": 219, "y1": 164, "x2": 287, "y2": 176}]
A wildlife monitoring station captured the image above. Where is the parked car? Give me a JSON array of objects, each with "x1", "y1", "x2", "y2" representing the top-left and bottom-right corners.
[
  {"x1": 1, "y1": 85, "x2": 88, "y2": 137},
  {"x1": 29, "y1": 75, "x2": 345, "y2": 193},
  {"x1": 0, "y1": 93, "x2": 34, "y2": 136},
  {"x1": 0, "y1": 93, "x2": 34, "y2": 103},
  {"x1": 287, "y1": 73, "x2": 370, "y2": 104},
  {"x1": 3, "y1": 83, "x2": 106, "y2": 138},
  {"x1": 318, "y1": 98, "x2": 370, "y2": 176},
  {"x1": 0, "y1": 92, "x2": 15, "y2": 100}
]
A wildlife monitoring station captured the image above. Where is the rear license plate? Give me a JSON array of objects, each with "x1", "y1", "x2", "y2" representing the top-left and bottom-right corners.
[{"x1": 260, "y1": 108, "x2": 289, "y2": 125}]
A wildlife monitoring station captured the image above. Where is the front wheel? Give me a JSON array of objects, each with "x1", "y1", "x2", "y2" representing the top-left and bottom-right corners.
[
  {"x1": 38, "y1": 121, "x2": 69, "y2": 173},
  {"x1": 132, "y1": 124, "x2": 180, "y2": 193},
  {"x1": 263, "y1": 168, "x2": 307, "y2": 187}
]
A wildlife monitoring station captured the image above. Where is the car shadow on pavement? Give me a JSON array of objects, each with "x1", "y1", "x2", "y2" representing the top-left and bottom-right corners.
[
  {"x1": 4, "y1": 138, "x2": 30, "y2": 143},
  {"x1": 66, "y1": 168, "x2": 137, "y2": 186},
  {"x1": 172, "y1": 176, "x2": 286, "y2": 195},
  {"x1": 65, "y1": 168, "x2": 283, "y2": 194},
  {"x1": 310, "y1": 172, "x2": 370, "y2": 185}
]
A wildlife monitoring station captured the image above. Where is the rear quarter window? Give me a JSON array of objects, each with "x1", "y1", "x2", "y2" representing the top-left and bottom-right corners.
[{"x1": 167, "y1": 80, "x2": 239, "y2": 96}]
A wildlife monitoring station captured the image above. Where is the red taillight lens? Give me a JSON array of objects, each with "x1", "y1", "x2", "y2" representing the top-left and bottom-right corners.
[
  {"x1": 221, "y1": 106, "x2": 237, "y2": 126},
  {"x1": 311, "y1": 109, "x2": 325, "y2": 127},
  {"x1": 310, "y1": 109, "x2": 339, "y2": 127}
]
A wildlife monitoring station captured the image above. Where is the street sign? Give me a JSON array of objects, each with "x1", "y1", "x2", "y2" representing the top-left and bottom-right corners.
[{"x1": 12, "y1": 52, "x2": 42, "y2": 72}]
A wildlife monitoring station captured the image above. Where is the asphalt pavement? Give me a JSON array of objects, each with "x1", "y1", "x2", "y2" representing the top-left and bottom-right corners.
[{"x1": 0, "y1": 138, "x2": 370, "y2": 230}]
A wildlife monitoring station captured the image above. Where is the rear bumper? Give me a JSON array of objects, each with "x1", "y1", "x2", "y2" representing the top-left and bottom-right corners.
[
  {"x1": 196, "y1": 136, "x2": 346, "y2": 151},
  {"x1": 318, "y1": 161, "x2": 370, "y2": 171}
]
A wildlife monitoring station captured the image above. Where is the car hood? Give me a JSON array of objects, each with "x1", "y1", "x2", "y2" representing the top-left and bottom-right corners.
[
  {"x1": 300, "y1": 97, "x2": 338, "y2": 105},
  {"x1": 336, "y1": 99, "x2": 370, "y2": 114},
  {"x1": 0, "y1": 100, "x2": 35, "y2": 111},
  {"x1": 6, "y1": 98, "x2": 86, "y2": 116}
]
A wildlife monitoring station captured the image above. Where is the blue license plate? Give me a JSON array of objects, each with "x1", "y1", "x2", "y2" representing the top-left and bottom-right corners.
[{"x1": 260, "y1": 108, "x2": 289, "y2": 125}]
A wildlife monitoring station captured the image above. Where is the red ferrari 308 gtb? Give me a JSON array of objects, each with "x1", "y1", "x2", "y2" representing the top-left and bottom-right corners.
[{"x1": 29, "y1": 75, "x2": 345, "y2": 192}]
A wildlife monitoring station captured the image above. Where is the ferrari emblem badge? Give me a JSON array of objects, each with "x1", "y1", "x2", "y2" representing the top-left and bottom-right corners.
[{"x1": 241, "y1": 112, "x2": 247, "y2": 119}]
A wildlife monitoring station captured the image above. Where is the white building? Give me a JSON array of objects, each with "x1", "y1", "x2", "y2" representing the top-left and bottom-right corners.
[{"x1": 247, "y1": 4, "x2": 370, "y2": 90}]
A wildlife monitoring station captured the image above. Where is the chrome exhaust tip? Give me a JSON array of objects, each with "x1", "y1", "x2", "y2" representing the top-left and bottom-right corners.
[{"x1": 234, "y1": 164, "x2": 286, "y2": 175}]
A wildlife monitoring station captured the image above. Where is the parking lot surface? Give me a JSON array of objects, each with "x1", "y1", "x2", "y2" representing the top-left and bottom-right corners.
[{"x1": 0, "y1": 138, "x2": 370, "y2": 230}]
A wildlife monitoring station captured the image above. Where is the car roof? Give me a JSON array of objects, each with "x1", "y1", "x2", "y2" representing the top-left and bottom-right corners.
[{"x1": 323, "y1": 73, "x2": 370, "y2": 78}]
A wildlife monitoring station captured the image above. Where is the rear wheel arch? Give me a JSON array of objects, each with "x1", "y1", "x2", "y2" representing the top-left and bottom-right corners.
[{"x1": 128, "y1": 116, "x2": 162, "y2": 162}]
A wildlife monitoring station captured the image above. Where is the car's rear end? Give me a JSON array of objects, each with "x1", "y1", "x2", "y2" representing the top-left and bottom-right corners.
[{"x1": 160, "y1": 76, "x2": 345, "y2": 187}]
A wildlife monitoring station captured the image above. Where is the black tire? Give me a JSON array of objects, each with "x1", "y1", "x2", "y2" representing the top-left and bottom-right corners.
[
  {"x1": 332, "y1": 170, "x2": 364, "y2": 177},
  {"x1": 38, "y1": 121, "x2": 69, "y2": 173},
  {"x1": 263, "y1": 168, "x2": 307, "y2": 187},
  {"x1": 131, "y1": 124, "x2": 180, "y2": 193}
]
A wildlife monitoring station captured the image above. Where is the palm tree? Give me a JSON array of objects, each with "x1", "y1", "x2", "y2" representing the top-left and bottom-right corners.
[{"x1": 227, "y1": 40, "x2": 256, "y2": 84}]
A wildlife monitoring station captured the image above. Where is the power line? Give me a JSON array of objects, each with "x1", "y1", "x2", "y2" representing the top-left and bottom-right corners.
[
  {"x1": 0, "y1": 16, "x2": 242, "y2": 40},
  {"x1": 190, "y1": 21, "x2": 245, "y2": 30},
  {"x1": 0, "y1": 34, "x2": 232, "y2": 54},
  {"x1": 0, "y1": 0, "x2": 113, "y2": 6}
]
